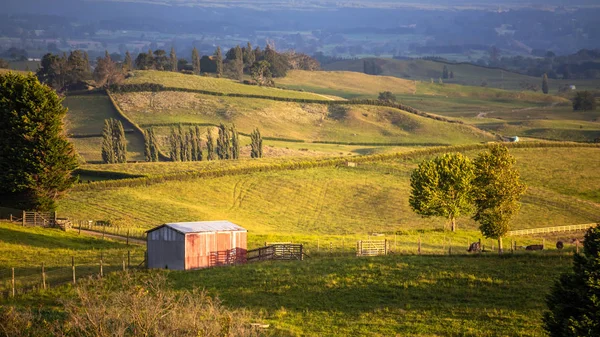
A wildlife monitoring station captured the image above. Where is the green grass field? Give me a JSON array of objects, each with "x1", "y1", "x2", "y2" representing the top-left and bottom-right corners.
[
  {"x1": 58, "y1": 147, "x2": 600, "y2": 234},
  {"x1": 126, "y1": 70, "x2": 337, "y2": 100}
]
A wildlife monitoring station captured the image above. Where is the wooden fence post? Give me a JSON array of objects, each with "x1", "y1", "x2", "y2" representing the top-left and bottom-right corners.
[
  {"x1": 22, "y1": 211, "x2": 25, "y2": 226},
  {"x1": 418, "y1": 235, "x2": 421, "y2": 255},
  {"x1": 100, "y1": 257, "x2": 103, "y2": 278},
  {"x1": 78, "y1": 221, "x2": 81, "y2": 235},
  {"x1": 478, "y1": 238, "x2": 482, "y2": 253},
  {"x1": 72, "y1": 256, "x2": 76, "y2": 284},
  {"x1": 11, "y1": 268, "x2": 15, "y2": 298},
  {"x1": 384, "y1": 239, "x2": 388, "y2": 255},
  {"x1": 576, "y1": 240, "x2": 579, "y2": 254},
  {"x1": 127, "y1": 229, "x2": 129, "y2": 246},
  {"x1": 102, "y1": 225, "x2": 106, "y2": 240},
  {"x1": 41, "y1": 263, "x2": 46, "y2": 290},
  {"x1": 122, "y1": 259, "x2": 126, "y2": 272}
]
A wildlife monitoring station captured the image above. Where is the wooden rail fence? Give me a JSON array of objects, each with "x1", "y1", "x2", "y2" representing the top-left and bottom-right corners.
[
  {"x1": 508, "y1": 223, "x2": 598, "y2": 236},
  {"x1": 247, "y1": 244, "x2": 304, "y2": 262}
]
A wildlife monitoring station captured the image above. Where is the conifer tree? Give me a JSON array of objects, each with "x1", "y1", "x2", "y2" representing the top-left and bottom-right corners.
[
  {"x1": 170, "y1": 47, "x2": 177, "y2": 72},
  {"x1": 244, "y1": 42, "x2": 255, "y2": 68},
  {"x1": 216, "y1": 123, "x2": 231, "y2": 159},
  {"x1": 192, "y1": 47, "x2": 200, "y2": 75},
  {"x1": 215, "y1": 46, "x2": 223, "y2": 78},
  {"x1": 0, "y1": 73, "x2": 78, "y2": 211},
  {"x1": 442, "y1": 65, "x2": 449, "y2": 79},
  {"x1": 234, "y1": 45, "x2": 244, "y2": 81},
  {"x1": 206, "y1": 128, "x2": 215, "y2": 161},
  {"x1": 83, "y1": 51, "x2": 90, "y2": 73},
  {"x1": 102, "y1": 119, "x2": 115, "y2": 164},
  {"x1": 250, "y1": 128, "x2": 263, "y2": 159},
  {"x1": 177, "y1": 125, "x2": 186, "y2": 161},
  {"x1": 230, "y1": 124, "x2": 240, "y2": 159}
]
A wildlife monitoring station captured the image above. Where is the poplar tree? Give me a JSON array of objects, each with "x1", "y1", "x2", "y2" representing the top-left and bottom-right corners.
[
  {"x1": 124, "y1": 51, "x2": 133, "y2": 71},
  {"x1": 250, "y1": 128, "x2": 263, "y2": 159},
  {"x1": 215, "y1": 46, "x2": 223, "y2": 78},
  {"x1": 192, "y1": 47, "x2": 200, "y2": 75},
  {"x1": 216, "y1": 123, "x2": 231, "y2": 159},
  {"x1": 169, "y1": 128, "x2": 180, "y2": 161},
  {"x1": 170, "y1": 47, "x2": 177, "y2": 72},
  {"x1": 144, "y1": 129, "x2": 152, "y2": 162},
  {"x1": 0, "y1": 73, "x2": 78, "y2": 211},
  {"x1": 542, "y1": 73, "x2": 549, "y2": 94},
  {"x1": 102, "y1": 119, "x2": 115, "y2": 164},
  {"x1": 177, "y1": 125, "x2": 186, "y2": 161},
  {"x1": 206, "y1": 128, "x2": 215, "y2": 160},
  {"x1": 195, "y1": 126, "x2": 203, "y2": 161},
  {"x1": 149, "y1": 128, "x2": 159, "y2": 162},
  {"x1": 230, "y1": 124, "x2": 240, "y2": 159}
]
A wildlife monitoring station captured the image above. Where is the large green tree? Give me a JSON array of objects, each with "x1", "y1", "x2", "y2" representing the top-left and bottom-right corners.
[
  {"x1": 250, "y1": 128, "x2": 263, "y2": 159},
  {"x1": 216, "y1": 123, "x2": 231, "y2": 160},
  {"x1": 234, "y1": 45, "x2": 244, "y2": 81},
  {"x1": 206, "y1": 128, "x2": 215, "y2": 161},
  {"x1": 101, "y1": 119, "x2": 127, "y2": 163},
  {"x1": 191, "y1": 47, "x2": 201, "y2": 75},
  {"x1": 230, "y1": 124, "x2": 240, "y2": 159},
  {"x1": 572, "y1": 91, "x2": 597, "y2": 111},
  {"x1": 215, "y1": 46, "x2": 223, "y2": 78},
  {"x1": 409, "y1": 153, "x2": 475, "y2": 232},
  {"x1": 472, "y1": 144, "x2": 526, "y2": 253},
  {"x1": 544, "y1": 225, "x2": 600, "y2": 337},
  {"x1": 0, "y1": 72, "x2": 78, "y2": 211},
  {"x1": 169, "y1": 47, "x2": 177, "y2": 72},
  {"x1": 542, "y1": 73, "x2": 549, "y2": 94}
]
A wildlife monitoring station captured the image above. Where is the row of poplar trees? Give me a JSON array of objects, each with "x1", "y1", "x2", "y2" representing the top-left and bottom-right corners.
[
  {"x1": 163, "y1": 124, "x2": 263, "y2": 162},
  {"x1": 101, "y1": 118, "x2": 127, "y2": 164}
]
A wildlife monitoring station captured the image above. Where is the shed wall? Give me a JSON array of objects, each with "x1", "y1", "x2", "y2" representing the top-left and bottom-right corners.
[
  {"x1": 147, "y1": 226, "x2": 185, "y2": 270},
  {"x1": 185, "y1": 231, "x2": 247, "y2": 270}
]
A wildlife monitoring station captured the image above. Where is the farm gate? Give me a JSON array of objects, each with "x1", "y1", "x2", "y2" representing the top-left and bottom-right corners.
[
  {"x1": 356, "y1": 240, "x2": 389, "y2": 256},
  {"x1": 247, "y1": 244, "x2": 304, "y2": 262}
]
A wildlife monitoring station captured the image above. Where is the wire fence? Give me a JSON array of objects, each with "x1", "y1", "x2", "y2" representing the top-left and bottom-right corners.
[
  {"x1": 508, "y1": 223, "x2": 598, "y2": 236},
  {"x1": 71, "y1": 220, "x2": 148, "y2": 240},
  {"x1": 0, "y1": 250, "x2": 145, "y2": 299}
]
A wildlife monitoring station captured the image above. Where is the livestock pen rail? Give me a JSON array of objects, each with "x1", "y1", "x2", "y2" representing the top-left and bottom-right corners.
[
  {"x1": 247, "y1": 244, "x2": 304, "y2": 262},
  {"x1": 508, "y1": 223, "x2": 598, "y2": 236}
]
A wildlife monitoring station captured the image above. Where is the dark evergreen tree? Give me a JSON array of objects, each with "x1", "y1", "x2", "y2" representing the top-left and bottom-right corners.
[
  {"x1": 83, "y1": 51, "x2": 90, "y2": 73},
  {"x1": 244, "y1": 42, "x2": 255, "y2": 69},
  {"x1": 250, "y1": 128, "x2": 263, "y2": 159},
  {"x1": 153, "y1": 50, "x2": 169, "y2": 71},
  {"x1": 135, "y1": 52, "x2": 154, "y2": 70},
  {"x1": 264, "y1": 44, "x2": 289, "y2": 78},
  {"x1": 542, "y1": 73, "x2": 549, "y2": 94},
  {"x1": 230, "y1": 125, "x2": 240, "y2": 159},
  {"x1": 102, "y1": 119, "x2": 116, "y2": 164},
  {"x1": 0, "y1": 73, "x2": 78, "y2": 210},
  {"x1": 215, "y1": 46, "x2": 223, "y2": 78},
  {"x1": 177, "y1": 125, "x2": 186, "y2": 161},
  {"x1": 450, "y1": 71, "x2": 454, "y2": 79},
  {"x1": 442, "y1": 65, "x2": 449, "y2": 79},
  {"x1": 544, "y1": 226, "x2": 600, "y2": 337},
  {"x1": 234, "y1": 45, "x2": 244, "y2": 81},
  {"x1": 192, "y1": 47, "x2": 201, "y2": 75},
  {"x1": 169, "y1": 128, "x2": 180, "y2": 162},
  {"x1": 206, "y1": 128, "x2": 215, "y2": 161},
  {"x1": 112, "y1": 119, "x2": 127, "y2": 163}
]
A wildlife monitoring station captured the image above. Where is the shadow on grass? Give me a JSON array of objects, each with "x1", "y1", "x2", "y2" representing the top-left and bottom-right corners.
[{"x1": 0, "y1": 227, "x2": 130, "y2": 251}]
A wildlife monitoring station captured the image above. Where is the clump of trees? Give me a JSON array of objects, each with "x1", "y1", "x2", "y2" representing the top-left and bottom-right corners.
[
  {"x1": 544, "y1": 225, "x2": 600, "y2": 337},
  {"x1": 250, "y1": 128, "x2": 263, "y2": 159},
  {"x1": 409, "y1": 144, "x2": 525, "y2": 251},
  {"x1": 572, "y1": 91, "x2": 597, "y2": 111},
  {"x1": 378, "y1": 91, "x2": 396, "y2": 102},
  {"x1": 37, "y1": 50, "x2": 91, "y2": 91},
  {"x1": 143, "y1": 128, "x2": 160, "y2": 162},
  {"x1": 101, "y1": 118, "x2": 127, "y2": 164},
  {"x1": 168, "y1": 126, "x2": 203, "y2": 162},
  {"x1": 216, "y1": 124, "x2": 240, "y2": 160},
  {"x1": 0, "y1": 73, "x2": 78, "y2": 211},
  {"x1": 93, "y1": 51, "x2": 124, "y2": 88}
]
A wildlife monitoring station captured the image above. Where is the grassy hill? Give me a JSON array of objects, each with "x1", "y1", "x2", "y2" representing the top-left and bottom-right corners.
[
  {"x1": 63, "y1": 93, "x2": 146, "y2": 162},
  {"x1": 58, "y1": 146, "x2": 600, "y2": 235},
  {"x1": 323, "y1": 58, "x2": 600, "y2": 92},
  {"x1": 126, "y1": 70, "x2": 339, "y2": 100}
]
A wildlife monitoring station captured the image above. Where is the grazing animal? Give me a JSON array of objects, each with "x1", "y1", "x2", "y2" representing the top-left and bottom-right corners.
[
  {"x1": 525, "y1": 244, "x2": 544, "y2": 251},
  {"x1": 468, "y1": 242, "x2": 481, "y2": 252},
  {"x1": 556, "y1": 241, "x2": 564, "y2": 250}
]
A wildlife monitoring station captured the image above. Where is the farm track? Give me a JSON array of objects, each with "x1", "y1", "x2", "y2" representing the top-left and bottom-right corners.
[{"x1": 78, "y1": 229, "x2": 145, "y2": 245}]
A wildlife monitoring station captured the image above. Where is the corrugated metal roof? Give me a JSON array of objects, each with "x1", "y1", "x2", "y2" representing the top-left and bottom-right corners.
[{"x1": 148, "y1": 221, "x2": 247, "y2": 234}]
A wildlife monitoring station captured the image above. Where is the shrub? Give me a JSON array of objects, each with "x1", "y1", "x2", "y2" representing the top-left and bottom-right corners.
[{"x1": 572, "y1": 91, "x2": 597, "y2": 111}]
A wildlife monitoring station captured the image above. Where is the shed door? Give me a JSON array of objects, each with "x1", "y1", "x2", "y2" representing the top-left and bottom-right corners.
[{"x1": 216, "y1": 232, "x2": 231, "y2": 265}]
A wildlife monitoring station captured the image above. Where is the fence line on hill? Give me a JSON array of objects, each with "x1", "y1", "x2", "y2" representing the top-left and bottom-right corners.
[
  {"x1": 0, "y1": 250, "x2": 145, "y2": 299},
  {"x1": 508, "y1": 223, "x2": 598, "y2": 236}
]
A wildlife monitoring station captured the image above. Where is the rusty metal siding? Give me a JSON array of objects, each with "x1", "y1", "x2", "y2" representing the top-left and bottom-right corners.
[
  {"x1": 147, "y1": 226, "x2": 185, "y2": 270},
  {"x1": 185, "y1": 233, "x2": 214, "y2": 270}
]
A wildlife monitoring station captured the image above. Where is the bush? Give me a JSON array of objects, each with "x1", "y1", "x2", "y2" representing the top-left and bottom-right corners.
[
  {"x1": 572, "y1": 91, "x2": 597, "y2": 111},
  {"x1": 543, "y1": 225, "x2": 600, "y2": 337},
  {"x1": 0, "y1": 272, "x2": 263, "y2": 337}
]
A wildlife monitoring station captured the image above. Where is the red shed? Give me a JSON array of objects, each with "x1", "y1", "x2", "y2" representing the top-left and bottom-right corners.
[{"x1": 146, "y1": 221, "x2": 247, "y2": 270}]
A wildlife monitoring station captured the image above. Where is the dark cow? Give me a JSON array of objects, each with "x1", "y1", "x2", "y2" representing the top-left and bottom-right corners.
[
  {"x1": 525, "y1": 244, "x2": 544, "y2": 251},
  {"x1": 468, "y1": 242, "x2": 481, "y2": 252}
]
